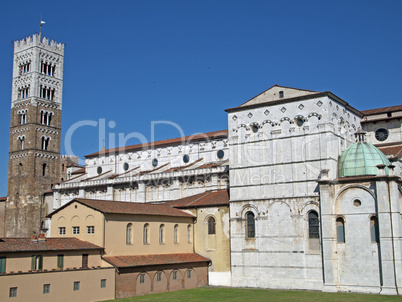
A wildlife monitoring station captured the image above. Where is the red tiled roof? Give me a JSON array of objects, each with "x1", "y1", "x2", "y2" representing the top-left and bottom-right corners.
[
  {"x1": 103, "y1": 253, "x2": 210, "y2": 268},
  {"x1": 378, "y1": 145, "x2": 402, "y2": 158},
  {"x1": 85, "y1": 130, "x2": 228, "y2": 158},
  {"x1": 71, "y1": 167, "x2": 86, "y2": 175},
  {"x1": 47, "y1": 198, "x2": 195, "y2": 218},
  {"x1": 361, "y1": 105, "x2": 402, "y2": 116},
  {"x1": 0, "y1": 237, "x2": 102, "y2": 253},
  {"x1": 0, "y1": 196, "x2": 6, "y2": 202},
  {"x1": 165, "y1": 190, "x2": 229, "y2": 208}
]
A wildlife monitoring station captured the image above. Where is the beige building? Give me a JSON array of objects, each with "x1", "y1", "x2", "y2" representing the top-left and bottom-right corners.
[
  {"x1": 165, "y1": 190, "x2": 231, "y2": 285},
  {"x1": 0, "y1": 236, "x2": 115, "y2": 301},
  {"x1": 47, "y1": 198, "x2": 210, "y2": 298}
]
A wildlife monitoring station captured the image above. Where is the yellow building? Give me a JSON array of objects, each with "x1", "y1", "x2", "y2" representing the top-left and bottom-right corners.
[
  {"x1": 0, "y1": 236, "x2": 115, "y2": 301},
  {"x1": 165, "y1": 190, "x2": 231, "y2": 285},
  {"x1": 47, "y1": 198, "x2": 210, "y2": 298}
]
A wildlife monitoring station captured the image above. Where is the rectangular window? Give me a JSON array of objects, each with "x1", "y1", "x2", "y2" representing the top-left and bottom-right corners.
[
  {"x1": 72, "y1": 226, "x2": 80, "y2": 235},
  {"x1": 157, "y1": 272, "x2": 162, "y2": 282},
  {"x1": 0, "y1": 256, "x2": 6, "y2": 273},
  {"x1": 31, "y1": 255, "x2": 43, "y2": 271},
  {"x1": 43, "y1": 284, "x2": 50, "y2": 294},
  {"x1": 9, "y1": 287, "x2": 17, "y2": 298},
  {"x1": 140, "y1": 274, "x2": 145, "y2": 284},
  {"x1": 187, "y1": 270, "x2": 192, "y2": 279},
  {"x1": 101, "y1": 279, "x2": 106, "y2": 288},
  {"x1": 82, "y1": 254, "x2": 88, "y2": 268},
  {"x1": 57, "y1": 254, "x2": 64, "y2": 269},
  {"x1": 73, "y1": 281, "x2": 80, "y2": 291},
  {"x1": 59, "y1": 227, "x2": 66, "y2": 235},
  {"x1": 173, "y1": 271, "x2": 177, "y2": 280},
  {"x1": 87, "y1": 226, "x2": 95, "y2": 234}
]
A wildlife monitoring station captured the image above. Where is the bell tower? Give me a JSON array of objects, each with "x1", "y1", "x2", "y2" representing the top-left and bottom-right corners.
[{"x1": 6, "y1": 34, "x2": 64, "y2": 237}]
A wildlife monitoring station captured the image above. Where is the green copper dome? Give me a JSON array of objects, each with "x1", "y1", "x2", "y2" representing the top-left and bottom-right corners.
[{"x1": 338, "y1": 141, "x2": 390, "y2": 178}]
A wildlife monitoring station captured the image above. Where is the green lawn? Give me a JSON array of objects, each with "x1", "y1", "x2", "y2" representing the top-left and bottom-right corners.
[{"x1": 104, "y1": 287, "x2": 401, "y2": 302}]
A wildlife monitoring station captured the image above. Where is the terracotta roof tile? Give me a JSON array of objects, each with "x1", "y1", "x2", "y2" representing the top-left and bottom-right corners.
[
  {"x1": 71, "y1": 167, "x2": 86, "y2": 175},
  {"x1": 378, "y1": 145, "x2": 402, "y2": 158},
  {"x1": 85, "y1": 130, "x2": 228, "y2": 158},
  {"x1": 361, "y1": 105, "x2": 402, "y2": 115},
  {"x1": 103, "y1": 253, "x2": 210, "y2": 268},
  {"x1": 48, "y1": 198, "x2": 195, "y2": 218},
  {"x1": 164, "y1": 190, "x2": 229, "y2": 208},
  {"x1": 0, "y1": 237, "x2": 102, "y2": 253},
  {"x1": 0, "y1": 196, "x2": 6, "y2": 202}
]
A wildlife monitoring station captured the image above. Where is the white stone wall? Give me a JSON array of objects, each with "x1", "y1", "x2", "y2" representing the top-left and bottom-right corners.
[{"x1": 228, "y1": 95, "x2": 362, "y2": 290}]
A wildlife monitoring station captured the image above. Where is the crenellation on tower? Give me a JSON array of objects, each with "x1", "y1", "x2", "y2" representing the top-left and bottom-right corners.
[{"x1": 6, "y1": 34, "x2": 65, "y2": 237}]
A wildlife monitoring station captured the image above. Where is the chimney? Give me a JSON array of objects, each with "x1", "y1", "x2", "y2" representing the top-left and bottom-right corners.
[
  {"x1": 31, "y1": 235, "x2": 38, "y2": 243},
  {"x1": 38, "y1": 234, "x2": 46, "y2": 242}
]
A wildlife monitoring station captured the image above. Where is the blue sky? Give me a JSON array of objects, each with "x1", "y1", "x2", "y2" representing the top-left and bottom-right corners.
[{"x1": 0, "y1": 0, "x2": 401, "y2": 196}]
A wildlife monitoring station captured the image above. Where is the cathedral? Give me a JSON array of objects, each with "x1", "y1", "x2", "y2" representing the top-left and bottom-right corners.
[{"x1": 1, "y1": 34, "x2": 401, "y2": 299}]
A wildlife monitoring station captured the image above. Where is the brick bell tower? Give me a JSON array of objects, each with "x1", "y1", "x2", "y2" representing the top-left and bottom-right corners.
[{"x1": 6, "y1": 34, "x2": 64, "y2": 237}]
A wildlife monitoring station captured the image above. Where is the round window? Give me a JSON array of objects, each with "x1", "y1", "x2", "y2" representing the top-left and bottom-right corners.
[
  {"x1": 296, "y1": 119, "x2": 304, "y2": 127},
  {"x1": 97, "y1": 166, "x2": 102, "y2": 174},
  {"x1": 251, "y1": 125, "x2": 258, "y2": 133},
  {"x1": 123, "y1": 162, "x2": 129, "y2": 171},
  {"x1": 353, "y1": 199, "x2": 361, "y2": 207},
  {"x1": 375, "y1": 128, "x2": 389, "y2": 142},
  {"x1": 183, "y1": 154, "x2": 190, "y2": 163},
  {"x1": 217, "y1": 150, "x2": 224, "y2": 159},
  {"x1": 152, "y1": 158, "x2": 158, "y2": 167}
]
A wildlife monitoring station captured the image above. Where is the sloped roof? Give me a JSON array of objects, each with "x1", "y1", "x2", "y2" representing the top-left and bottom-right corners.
[
  {"x1": 164, "y1": 190, "x2": 229, "y2": 208},
  {"x1": 85, "y1": 130, "x2": 228, "y2": 158},
  {"x1": 361, "y1": 105, "x2": 402, "y2": 115},
  {"x1": 0, "y1": 197, "x2": 6, "y2": 202},
  {"x1": 236, "y1": 84, "x2": 320, "y2": 108},
  {"x1": 47, "y1": 198, "x2": 195, "y2": 218},
  {"x1": 103, "y1": 253, "x2": 210, "y2": 268},
  {"x1": 378, "y1": 144, "x2": 402, "y2": 158},
  {"x1": 0, "y1": 237, "x2": 102, "y2": 253}
]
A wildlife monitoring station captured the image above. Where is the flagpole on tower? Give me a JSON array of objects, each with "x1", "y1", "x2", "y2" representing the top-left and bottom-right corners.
[{"x1": 39, "y1": 13, "x2": 46, "y2": 37}]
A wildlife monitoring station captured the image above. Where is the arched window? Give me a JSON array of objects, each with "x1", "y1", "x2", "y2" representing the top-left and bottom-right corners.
[
  {"x1": 308, "y1": 211, "x2": 320, "y2": 251},
  {"x1": 187, "y1": 225, "x2": 191, "y2": 243},
  {"x1": 246, "y1": 212, "x2": 255, "y2": 238},
  {"x1": 126, "y1": 223, "x2": 133, "y2": 245},
  {"x1": 174, "y1": 224, "x2": 179, "y2": 244},
  {"x1": 336, "y1": 217, "x2": 345, "y2": 243},
  {"x1": 159, "y1": 224, "x2": 164, "y2": 244},
  {"x1": 42, "y1": 137, "x2": 50, "y2": 150},
  {"x1": 208, "y1": 217, "x2": 216, "y2": 235},
  {"x1": 19, "y1": 136, "x2": 25, "y2": 150},
  {"x1": 187, "y1": 224, "x2": 191, "y2": 243},
  {"x1": 143, "y1": 223, "x2": 149, "y2": 244},
  {"x1": 371, "y1": 216, "x2": 379, "y2": 243}
]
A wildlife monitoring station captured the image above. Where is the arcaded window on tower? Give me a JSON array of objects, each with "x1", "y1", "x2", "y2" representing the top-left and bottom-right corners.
[
  {"x1": 41, "y1": 61, "x2": 55, "y2": 76},
  {"x1": 42, "y1": 137, "x2": 50, "y2": 150},
  {"x1": 18, "y1": 136, "x2": 25, "y2": 150},
  {"x1": 41, "y1": 111, "x2": 53, "y2": 125},
  {"x1": 19, "y1": 86, "x2": 30, "y2": 99},
  {"x1": 19, "y1": 112, "x2": 27, "y2": 124},
  {"x1": 19, "y1": 62, "x2": 31, "y2": 75},
  {"x1": 40, "y1": 86, "x2": 55, "y2": 101}
]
